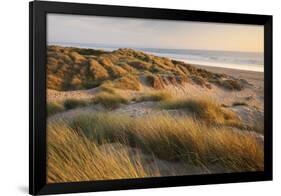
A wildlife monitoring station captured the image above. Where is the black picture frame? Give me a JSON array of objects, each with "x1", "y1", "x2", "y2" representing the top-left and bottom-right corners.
[{"x1": 29, "y1": 1, "x2": 273, "y2": 195}]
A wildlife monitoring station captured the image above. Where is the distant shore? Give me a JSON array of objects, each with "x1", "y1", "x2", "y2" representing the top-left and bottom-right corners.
[
  {"x1": 179, "y1": 59, "x2": 263, "y2": 73},
  {"x1": 193, "y1": 63, "x2": 264, "y2": 90}
]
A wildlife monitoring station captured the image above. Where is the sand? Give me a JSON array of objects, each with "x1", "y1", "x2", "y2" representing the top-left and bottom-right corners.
[{"x1": 194, "y1": 64, "x2": 264, "y2": 91}]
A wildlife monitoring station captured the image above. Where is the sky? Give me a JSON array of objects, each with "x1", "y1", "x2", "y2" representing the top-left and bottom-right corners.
[{"x1": 47, "y1": 13, "x2": 264, "y2": 53}]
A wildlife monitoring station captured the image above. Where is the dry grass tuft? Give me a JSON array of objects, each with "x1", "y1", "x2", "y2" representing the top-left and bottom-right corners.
[
  {"x1": 69, "y1": 51, "x2": 86, "y2": 63},
  {"x1": 161, "y1": 98, "x2": 241, "y2": 127},
  {"x1": 63, "y1": 99, "x2": 88, "y2": 110},
  {"x1": 48, "y1": 112, "x2": 264, "y2": 182},
  {"x1": 92, "y1": 92, "x2": 128, "y2": 109},
  {"x1": 47, "y1": 111, "x2": 263, "y2": 183},
  {"x1": 113, "y1": 75, "x2": 141, "y2": 91},
  {"x1": 146, "y1": 74, "x2": 165, "y2": 89},
  {"x1": 89, "y1": 59, "x2": 110, "y2": 81},
  {"x1": 47, "y1": 122, "x2": 160, "y2": 183},
  {"x1": 98, "y1": 57, "x2": 128, "y2": 78},
  {"x1": 210, "y1": 79, "x2": 244, "y2": 91},
  {"x1": 128, "y1": 60, "x2": 152, "y2": 70},
  {"x1": 135, "y1": 91, "x2": 172, "y2": 102},
  {"x1": 47, "y1": 102, "x2": 64, "y2": 116},
  {"x1": 99, "y1": 82, "x2": 116, "y2": 94},
  {"x1": 232, "y1": 101, "x2": 248, "y2": 106}
]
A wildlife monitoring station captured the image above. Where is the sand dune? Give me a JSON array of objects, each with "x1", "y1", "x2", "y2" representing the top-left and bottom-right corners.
[{"x1": 46, "y1": 46, "x2": 264, "y2": 183}]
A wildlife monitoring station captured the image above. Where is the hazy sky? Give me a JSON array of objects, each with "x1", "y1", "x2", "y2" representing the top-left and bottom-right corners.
[{"x1": 47, "y1": 13, "x2": 264, "y2": 52}]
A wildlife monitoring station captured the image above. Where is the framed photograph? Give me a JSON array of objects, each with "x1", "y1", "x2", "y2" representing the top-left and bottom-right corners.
[{"x1": 29, "y1": 1, "x2": 272, "y2": 195}]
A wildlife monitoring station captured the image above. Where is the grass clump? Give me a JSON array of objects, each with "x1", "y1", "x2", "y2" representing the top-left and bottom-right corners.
[
  {"x1": 47, "y1": 99, "x2": 93, "y2": 117},
  {"x1": 63, "y1": 99, "x2": 88, "y2": 110},
  {"x1": 146, "y1": 74, "x2": 165, "y2": 89},
  {"x1": 130, "y1": 114, "x2": 263, "y2": 170},
  {"x1": 47, "y1": 112, "x2": 263, "y2": 182},
  {"x1": 128, "y1": 60, "x2": 151, "y2": 70},
  {"x1": 63, "y1": 113, "x2": 263, "y2": 174},
  {"x1": 191, "y1": 75, "x2": 206, "y2": 86},
  {"x1": 161, "y1": 98, "x2": 241, "y2": 126},
  {"x1": 135, "y1": 91, "x2": 172, "y2": 102},
  {"x1": 47, "y1": 122, "x2": 159, "y2": 183},
  {"x1": 222, "y1": 79, "x2": 243, "y2": 91},
  {"x1": 99, "y1": 82, "x2": 116, "y2": 94},
  {"x1": 89, "y1": 59, "x2": 110, "y2": 81},
  {"x1": 47, "y1": 102, "x2": 64, "y2": 116},
  {"x1": 92, "y1": 92, "x2": 128, "y2": 109},
  {"x1": 113, "y1": 75, "x2": 141, "y2": 91},
  {"x1": 73, "y1": 48, "x2": 108, "y2": 56},
  {"x1": 211, "y1": 79, "x2": 244, "y2": 91},
  {"x1": 98, "y1": 57, "x2": 128, "y2": 78},
  {"x1": 69, "y1": 51, "x2": 86, "y2": 64},
  {"x1": 232, "y1": 102, "x2": 248, "y2": 106}
]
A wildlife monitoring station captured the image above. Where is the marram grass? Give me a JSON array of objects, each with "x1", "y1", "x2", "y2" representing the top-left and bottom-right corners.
[{"x1": 47, "y1": 112, "x2": 263, "y2": 183}]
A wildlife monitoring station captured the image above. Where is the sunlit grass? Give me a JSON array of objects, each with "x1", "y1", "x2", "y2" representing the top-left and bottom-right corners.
[
  {"x1": 47, "y1": 122, "x2": 160, "y2": 183},
  {"x1": 47, "y1": 99, "x2": 263, "y2": 183},
  {"x1": 113, "y1": 75, "x2": 141, "y2": 91},
  {"x1": 46, "y1": 45, "x2": 263, "y2": 183},
  {"x1": 160, "y1": 98, "x2": 242, "y2": 127},
  {"x1": 134, "y1": 91, "x2": 172, "y2": 102},
  {"x1": 64, "y1": 112, "x2": 263, "y2": 172},
  {"x1": 92, "y1": 92, "x2": 128, "y2": 109},
  {"x1": 47, "y1": 102, "x2": 64, "y2": 116}
]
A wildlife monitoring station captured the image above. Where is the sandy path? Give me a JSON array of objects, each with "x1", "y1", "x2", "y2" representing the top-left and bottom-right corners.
[{"x1": 47, "y1": 88, "x2": 99, "y2": 102}]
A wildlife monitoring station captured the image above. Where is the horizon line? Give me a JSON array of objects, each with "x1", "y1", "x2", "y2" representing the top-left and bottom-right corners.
[{"x1": 48, "y1": 41, "x2": 263, "y2": 54}]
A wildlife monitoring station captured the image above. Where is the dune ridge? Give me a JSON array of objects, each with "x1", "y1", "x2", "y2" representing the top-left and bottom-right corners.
[{"x1": 47, "y1": 45, "x2": 248, "y2": 92}]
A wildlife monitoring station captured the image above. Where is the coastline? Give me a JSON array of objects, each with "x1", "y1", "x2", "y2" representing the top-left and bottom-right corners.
[
  {"x1": 177, "y1": 58, "x2": 263, "y2": 73},
  {"x1": 192, "y1": 63, "x2": 264, "y2": 89}
]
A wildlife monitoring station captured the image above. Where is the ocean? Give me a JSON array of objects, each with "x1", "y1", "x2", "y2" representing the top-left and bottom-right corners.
[{"x1": 49, "y1": 42, "x2": 264, "y2": 72}]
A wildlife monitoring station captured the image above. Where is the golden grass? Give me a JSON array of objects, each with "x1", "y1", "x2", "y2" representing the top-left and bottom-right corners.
[
  {"x1": 89, "y1": 59, "x2": 110, "y2": 81},
  {"x1": 92, "y1": 92, "x2": 128, "y2": 109},
  {"x1": 47, "y1": 90, "x2": 128, "y2": 116},
  {"x1": 46, "y1": 46, "x2": 263, "y2": 183},
  {"x1": 210, "y1": 78, "x2": 243, "y2": 91},
  {"x1": 47, "y1": 110, "x2": 263, "y2": 183},
  {"x1": 113, "y1": 75, "x2": 141, "y2": 91},
  {"x1": 98, "y1": 57, "x2": 128, "y2": 78},
  {"x1": 69, "y1": 51, "x2": 86, "y2": 63},
  {"x1": 99, "y1": 82, "x2": 116, "y2": 94},
  {"x1": 47, "y1": 45, "x2": 245, "y2": 92},
  {"x1": 48, "y1": 98, "x2": 92, "y2": 116},
  {"x1": 47, "y1": 102, "x2": 64, "y2": 116},
  {"x1": 134, "y1": 91, "x2": 172, "y2": 102},
  {"x1": 63, "y1": 99, "x2": 88, "y2": 110},
  {"x1": 47, "y1": 122, "x2": 160, "y2": 183},
  {"x1": 146, "y1": 74, "x2": 165, "y2": 89},
  {"x1": 128, "y1": 60, "x2": 152, "y2": 70},
  {"x1": 160, "y1": 98, "x2": 242, "y2": 127},
  {"x1": 67, "y1": 112, "x2": 263, "y2": 171}
]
